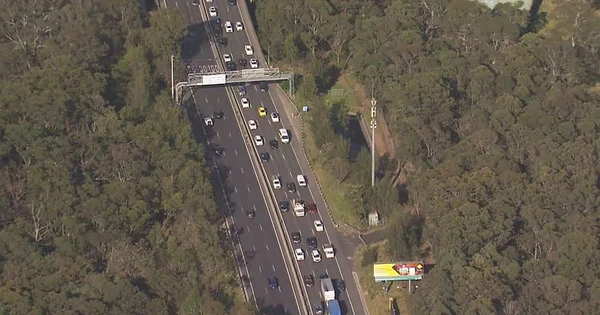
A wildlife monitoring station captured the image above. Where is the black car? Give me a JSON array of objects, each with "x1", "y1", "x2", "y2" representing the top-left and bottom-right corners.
[
  {"x1": 260, "y1": 82, "x2": 269, "y2": 92},
  {"x1": 307, "y1": 237, "x2": 318, "y2": 249},
  {"x1": 225, "y1": 61, "x2": 236, "y2": 71},
  {"x1": 246, "y1": 209, "x2": 255, "y2": 219},
  {"x1": 238, "y1": 59, "x2": 248, "y2": 68},
  {"x1": 192, "y1": 0, "x2": 199, "y2": 5},
  {"x1": 260, "y1": 152, "x2": 270, "y2": 162},
  {"x1": 214, "y1": 110, "x2": 224, "y2": 119},
  {"x1": 287, "y1": 183, "x2": 296, "y2": 193},
  {"x1": 268, "y1": 277, "x2": 278, "y2": 289},
  {"x1": 291, "y1": 232, "x2": 301, "y2": 243},
  {"x1": 279, "y1": 201, "x2": 289, "y2": 212},
  {"x1": 238, "y1": 86, "x2": 246, "y2": 96},
  {"x1": 335, "y1": 279, "x2": 346, "y2": 292},
  {"x1": 269, "y1": 139, "x2": 279, "y2": 149},
  {"x1": 313, "y1": 304, "x2": 324, "y2": 315},
  {"x1": 218, "y1": 37, "x2": 228, "y2": 47},
  {"x1": 212, "y1": 25, "x2": 223, "y2": 37},
  {"x1": 303, "y1": 275, "x2": 314, "y2": 287},
  {"x1": 213, "y1": 17, "x2": 222, "y2": 26},
  {"x1": 227, "y1": 0, "x2": 236, "y2": 5}
]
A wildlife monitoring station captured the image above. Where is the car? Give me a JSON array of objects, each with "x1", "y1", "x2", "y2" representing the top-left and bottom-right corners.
[
  {"x1": 335, "y1": 279, "x2": 346, "y2": 292},
  {"x1": 311, "y1": 249, "x2": 322, "y2": 262},
  {"x1": 213, "y1": 17, "x2": 222, "y2": 26},
  {"x1": 218, "y1": 37, "x2": 228, "y2": 47},
  {"x1": 223, "y1": 54, "x2": 232, "y2": 62},
  {"x1": 307, "y1": 203, "x2": 317, "y2": 214},
  {"x1": 225, "y1": 21, "x2": 233, "y2": 33},
  {"x1": 238, "y1": 59, "x2": 248, "y2": 68},
  {"x1": 260, "y1": 82, "x2": 269, "y2": 92},
  {"x1": 238, "y1": 86, "x2": 246, "y2": 96},
  {"x1": 209, "y1": 6, "x2": 217, "y2": 17},
  {"x1": 278, "y1": 128, "x2": 290, "y2": 143},
  {"x1": 269, "y1": 139, "x2": 279, "y2": 149},
  {"x1": 254, "y1": 135, "x2": 264, "y2": 146},
  {"x1": 240, "y1": 98, "x2": 250, "y2": 108},
  {"x1": 248, "y1": 120, "x2": 257, "y2": 130},
  {"x1": 214, "y1": 110, "x2": 224, "y2": 119},
  {"x1": 246, "y1": 209, "x2": 255, "y2": 219},
  {"x1": 205, "y1": 0, "x2": 212, "y2": 2},
  {"x1": 258, "y1": 106, "x2": 267, "y2": 117},
  {"x1": 212, "y1": 25, "x2": 222, "y2": 37},
  {"x1": 225, "y1": 61, "x2": 236, "y2": 71},
  {"x1": 314, "y1": 220, "x2": 324, "y2": 232},
  {"x1": 227, "y1": 0, "x2": 236, "y2": 5},
  {"x1": 279, "y1": 201, "x2": 290, "y2": 212},
  {"x1": 270, "y1": 112, "x2": 280, "y2": 123},
  {"x1": 268, "y1": 277, "x2": 278, "y2": 289},
  {"x1": 260, "y1": 152, "x2": 270, "y2": 162},
  {"x1": 250, "y1": 58, "x2": 259, "y2": 69},
  {"x1": 307, "y1": 237, "x2": 318, "y2": 249},
  {"x1": 295, "y1": 248, "x2": 305, "y2": 261},
  {"x1": 244, "y1": 45, "x2": 254, "y2": 55},
  {"x1": 291, "y1": 231, "x2": 301, "y2": 243},
  {"x1": 192, "y1": 0, "x2": 199, "y2": 5},
  {"x1": 272, "y1": 175, "x2": 281, "y2": 189},
  {"x1": 204, "y1": 116, "x2": 214, "y2": 126},
  {"x1": 287, "y1": 183, "x2": 296, "y2": 193},
  {"x1": 323, "y1": 244, "x2": 335, "y2": 258},
  {"x1": 236, "y1": 21, "x2": 243, "y2": 31},
  {"x1": 313, "y1": 304, "x2": 324, "y2": 315},
  {"x1": 303, "y1": 274, "x2": 314, "y2": 287},
  {"x1": 297, "y1": 174, "x2": 306, "y2": 187}
]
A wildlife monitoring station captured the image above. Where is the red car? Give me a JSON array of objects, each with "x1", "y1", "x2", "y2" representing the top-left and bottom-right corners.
[{"x1": 307, "y1": 203, "x2": 317, "y2": 214}]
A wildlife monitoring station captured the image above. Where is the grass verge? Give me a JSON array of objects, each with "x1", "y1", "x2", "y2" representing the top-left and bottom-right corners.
[{"x1": 354, "y1": 242, "x2": 413, "y2": 315}]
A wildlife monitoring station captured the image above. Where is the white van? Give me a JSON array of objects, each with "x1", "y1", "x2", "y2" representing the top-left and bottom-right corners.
[
  {"x1": 297, "y1": 174, "x2": 306, "y2": 187},
  {"x1": 278, "y1": 128, "x2": 289, "y2": 143}
]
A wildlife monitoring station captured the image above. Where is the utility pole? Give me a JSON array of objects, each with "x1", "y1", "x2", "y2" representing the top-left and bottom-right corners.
[
  {"x1": 370, "y1": 93, "x2": 377, "y2": 187},
  {"x1": 170, "y1": 55, "x2": 175, "y2": 99}
]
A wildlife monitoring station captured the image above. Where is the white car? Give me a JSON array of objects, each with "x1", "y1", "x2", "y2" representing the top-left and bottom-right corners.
[
  {"x1": 225, "y1": 21, "x2": 233, "y2": 33},
  {"x1": 236, "y1": 22, "x2": 244, "y2": 31},
  {"x1": 209, "y1": 6, "x2": 217, "y2": 17},
  {"x1": 254, "y1": 135, "x2": 264, "y2": 146},
  {"x1": 270, "y1": 112, "x2": 280, "y2": 123},
  {"x1": 272, "y1": 176, "x2": 281, "y2": 189},
  {"x1": 314, "y1": 220, "x2": 324, "y2": 232},
  {"x1": 248, "y1": 120, "x2": 257, "y2": 130},
  {"x1": 250, "y1": 58, "x2": 259, "y2": 69},
  {"x1": 205, "y1": 0, "x2": 212, "y2": 2},
  {"x1": 323, "y1": 244, "x2": 335, "y2": 258},
  {"x1": 240, "y1": 98, "x2": 250, "y2": 108},
  {"x1": 295, "y1": 248, "x2": 305, "y2": 261},
  {"x1": 311, "y1": 250, "x2": 322, "y2": 263},
  {"x1": 223, "y1": 54, "x2": 232, "y2": 62},
  {"x1": 244, "y1": 45, "x2": 254, "y2": 56},
  {"x1": 297, "y1": 174, "x2": 306, "y2": 187},
  {"x1": 204, "y1": 116, "x2": 214, "y2": 126}
]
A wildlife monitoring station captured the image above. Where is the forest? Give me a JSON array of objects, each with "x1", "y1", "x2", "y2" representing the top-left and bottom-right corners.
[
  {"x1": 252, "y1": 0, "x2": 600, "y2": 313},
  {"x1": 0, "y1": 1, "x2": 255, "y2": 314}
]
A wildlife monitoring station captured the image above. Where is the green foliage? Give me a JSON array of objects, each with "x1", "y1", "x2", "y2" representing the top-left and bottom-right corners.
[
  {"x1": 0, "y1": 1, "x2": 250, "y2": 314},
  {"x1": 254, "y1": 0, "x2": 600, "y2": 312}
]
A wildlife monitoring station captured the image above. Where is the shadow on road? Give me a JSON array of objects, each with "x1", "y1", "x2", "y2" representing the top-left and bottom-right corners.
[{"x1": 180, "y1": 22, "x2": 211, "y2": 62}]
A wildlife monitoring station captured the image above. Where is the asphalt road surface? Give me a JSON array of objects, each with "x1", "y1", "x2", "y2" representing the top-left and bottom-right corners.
[
  {"x1": 166, "y1": 1, "x2": 303, "y2": 314},
  {"x1": 167, "y1": 0, "x2": 368, "y2": 314}
]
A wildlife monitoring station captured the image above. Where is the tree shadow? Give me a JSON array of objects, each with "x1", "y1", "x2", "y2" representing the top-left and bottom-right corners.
[
  {"x1": 259, "y1": 304, "x2": 288, "y2": 315},
  {"x1": 180, "y1": 22, "x2": 211, "y2": 63}
]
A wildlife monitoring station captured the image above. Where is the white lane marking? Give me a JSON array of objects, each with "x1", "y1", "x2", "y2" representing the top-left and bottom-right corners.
[
  {"x1": 268, "y1": 119, "x2": 272, "y2": 125},
  {"x1": 253, "y1": 245, "x2": 256, "y2": 252},
  {"x1": 266, "y1": 244, "x2": 269, "y2": 251},
  {"x1": 229, "y1": 132, "x2": 232, "y2": 137},
  {"x1": 234, "y1": 149, "x2": 238, "y2": 155},
  {"x1": 240, "y1": 168, "x2": 244, "y2": 174},
  {"x1": 216, "y1": 132, "x2": 220, "y2": 138},
  {"x1": 259, "y1": 266, "x2": 262, "y2": 273},
  {"x1": 261, "y1": 101, "x2": 264, "y2": 106},
  {"x1": 285, "y1": 192, "x2": 288, "y2": 198},
  {"x1": 260, "y1": 225, "x2": 263, "y2": 231},
  {"x1": 247, "y1": 186, "x2": 250, "y2": 192},
  {"x1": 217, "y1": 97, "x2": 220, "y2": 103},
  {"x1": 222, "y1": 151, "x2": 226, "y2": 156},
  {"x1": 289, "y1": 172, "x2": 293, "y2": 178},
  {"x1": 272, "y1": 265, "x2": 275, "y2": 271},
  {"x1": 265, "y1": 288, "x2": 268, "y2": 294},
  {"x1": 312, "y1": 229, "x2": 315, "y2": 235},
  {"x1": 253, "y1": 205, "x2": 257, "y2": 211},
  {"x1": 247, "y1": 226, "x2": 250, "y2": 233},
  {"x1": 234, "y1": 187, "x2": 237, "y2": 193},
  {"x1": 205, "y1": 97, "x2": 209, "y2": 103},
  {"x1": 282, "y1": 153, "x2": 286, "y2": 160},
  {"x1": 175, "y1": 1, "x2": 178, "y2": 7}
]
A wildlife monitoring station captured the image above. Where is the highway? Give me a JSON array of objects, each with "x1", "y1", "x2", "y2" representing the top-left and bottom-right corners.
[
  {"x1": 168, "y1": 1, "x2": 368, "y2": 314},
  {"x1": 167, "y1": 1, "x2": 302, "y2": 314}
]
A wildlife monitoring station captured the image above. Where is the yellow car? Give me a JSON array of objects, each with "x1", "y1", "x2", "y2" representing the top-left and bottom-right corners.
[{"x1": 258, "y1": 106, "x2": 267, "y2": 117}]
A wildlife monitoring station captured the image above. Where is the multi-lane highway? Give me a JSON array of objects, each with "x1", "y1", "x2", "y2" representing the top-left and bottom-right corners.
[
  {"x1": 168, "y1": 1, "x2": 302, "y2": 314},
  {"x1": 167, "y1": 1, "x2": 368, "y2": 314}
]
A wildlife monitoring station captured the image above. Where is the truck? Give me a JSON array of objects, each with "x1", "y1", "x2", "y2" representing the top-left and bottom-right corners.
[
  {"x1": 327, "y1": 300, "x2": 341, "y2": 315},
  {"x1": 321, "y1": 277, "x2": 335, "y2": 301},
  {"x1": 292, "y1": 199, "x2": 305, "y2": 217}
]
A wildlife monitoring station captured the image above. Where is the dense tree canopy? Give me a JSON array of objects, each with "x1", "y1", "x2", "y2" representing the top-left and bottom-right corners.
[
  {"x1": 0, "y1": 1, "x2": 254, "y2": 314},
  {"x1": 253, "y1": 0, "x2": 600, "y2": 313}
]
